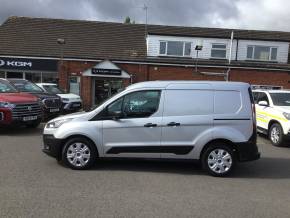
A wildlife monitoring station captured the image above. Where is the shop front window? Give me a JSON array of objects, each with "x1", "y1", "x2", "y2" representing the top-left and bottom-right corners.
[
  {"x1": 25, "y1": 72, "x2": 41, "y2": 83},
  {"x1": 0, "y1": 71, "x2": 5, "y2": 78},
  {"x1": 6, "y1": 72, "x2": 23, "y2": 79},
  {"x1": 42, "y1": 72, "x2": 58, "y2": 83}
]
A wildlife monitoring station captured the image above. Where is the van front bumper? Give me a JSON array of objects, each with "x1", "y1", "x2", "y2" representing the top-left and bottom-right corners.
[{"x1": 42, "y1": 134, "x2": 63, "y2": 160}]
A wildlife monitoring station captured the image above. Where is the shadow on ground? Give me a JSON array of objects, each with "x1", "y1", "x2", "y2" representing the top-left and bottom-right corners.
[
  {"x1": 0, "y1": 124, "x2": 44, "y2": 136},
  {"x1": 84, "y1": 156, "x2": 290, "y2": 179},
  {"x1": 90, "y1": 159, "x2": 204, "y2": 176}
]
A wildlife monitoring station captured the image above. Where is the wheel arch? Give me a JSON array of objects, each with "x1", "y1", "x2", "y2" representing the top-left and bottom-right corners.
[
  {"x1": 62, "y1": 134, "x2": 99, "y2": 156},
  {"x1": 268, "y1": 119, "x2": 281, "y2": 134},
  {"x1": 199, "y1": 138, "x2": 238, "y2": 160}
]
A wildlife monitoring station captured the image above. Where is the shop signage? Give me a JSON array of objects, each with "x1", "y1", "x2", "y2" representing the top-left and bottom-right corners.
[
  {"x1": 0, "y1": 57, "x2": 57, "y2": 71},
  {"x1": 92, "y1": 68, "x2": 122, "y2": 76}
]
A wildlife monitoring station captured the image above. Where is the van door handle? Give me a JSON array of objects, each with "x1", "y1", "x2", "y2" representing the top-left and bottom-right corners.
[
  {"x1": 167, "y1": 122, "x2": 181, "y2": 126},
  {"x1": 144, "y1": 123, "x2": 157, "y2": 127}
]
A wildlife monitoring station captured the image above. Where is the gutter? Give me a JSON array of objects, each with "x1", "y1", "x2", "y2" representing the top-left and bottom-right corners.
[{"x1": 1, "y1": 55, "x2": 290, "y2": 72}]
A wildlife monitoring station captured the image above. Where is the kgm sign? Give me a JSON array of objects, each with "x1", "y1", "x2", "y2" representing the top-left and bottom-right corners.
[
  {"x1": 0, "y1": 57, "x2": 57, "y2": 71},
  {"x1": 0, "y1": 59, "x2": 32, "y2": 68},
  {"x1": 0, "y1": 59, "x2": 5, "y2": 67}
]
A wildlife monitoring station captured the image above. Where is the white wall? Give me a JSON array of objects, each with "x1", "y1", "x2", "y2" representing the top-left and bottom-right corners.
[{"x1": 147, "y1": 35, "x2": 289, "y2": 63}]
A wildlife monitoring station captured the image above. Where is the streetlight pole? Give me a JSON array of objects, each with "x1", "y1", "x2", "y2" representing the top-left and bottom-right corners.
[
  {"x1": 194, "y1": 44, "x2": 203, "y2": 73},
  {"x1": 57, "y1": 38, "x2": 66, "y2": 90},
  {"x1": 57, "y1": 38, "x2": 65, "y2": 65}
]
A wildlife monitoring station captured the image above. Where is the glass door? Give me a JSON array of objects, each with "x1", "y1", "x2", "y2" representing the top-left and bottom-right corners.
[
  {"x1": 69, "y1": 76, "x2": 80, "y2": 95},
  {"x1": 94, "y1": 79, "x2": 123, "y2": 105}
]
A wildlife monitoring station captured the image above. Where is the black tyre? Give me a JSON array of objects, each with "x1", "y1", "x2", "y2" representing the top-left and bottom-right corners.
[
  {"x1": 25, "y1": 119, "x2": 42, "y2": 128},
  {"x1": 62, "y1": 137, "x2": 98, "y2": 170},
  {"x1": 269, "y1": 123, "x2": 285, "y2": 147},
  {"x1": 201, "y1": 143, "x2": 236, "y2": 177}
]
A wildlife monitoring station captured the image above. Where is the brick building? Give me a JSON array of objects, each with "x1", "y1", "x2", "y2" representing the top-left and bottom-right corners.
[{"x1": 1, "y1": 16, "x2": 290, "y2": 109}]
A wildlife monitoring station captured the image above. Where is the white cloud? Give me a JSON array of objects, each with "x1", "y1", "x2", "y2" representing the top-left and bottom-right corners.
[
  {"x1": 1, "y1": 0, "x2": 290, "y2": 32},
  {"x1": 213, "y1": 0, "x2": 290, "y2": 31}
]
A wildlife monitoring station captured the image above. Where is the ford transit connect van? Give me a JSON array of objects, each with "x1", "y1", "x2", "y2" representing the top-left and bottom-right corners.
[{"x1": 43, "y1": 81, "x2": 260, "y2": 176}]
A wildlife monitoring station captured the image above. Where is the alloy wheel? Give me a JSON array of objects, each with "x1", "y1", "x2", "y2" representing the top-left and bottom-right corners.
[
  {"x1": 66, "y1": 142, "x2": 91, "y2": 167},
  {"x1": 270, "y1": 127, "x2": 281, "y2": 144},
  {"x1": 207, "y1": 149, "x2": 233, "y2": 174}
]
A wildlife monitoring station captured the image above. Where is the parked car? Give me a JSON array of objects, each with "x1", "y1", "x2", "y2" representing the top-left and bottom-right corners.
[
  {"x1": 0, "y1": 79, "x2": 43, "y2": 128},
  {"x1": 253, "y1": 89, "x2": 290, "y2": 146},
  {"x1": 42, "y1": 81, "x2": 260, "y2": 177},
  {"x1": 36, "y1": 83, "x2": 82, "y2": 113},
  {"x1": 8, "y1": 79, "x2": 62, "y2": 119}
]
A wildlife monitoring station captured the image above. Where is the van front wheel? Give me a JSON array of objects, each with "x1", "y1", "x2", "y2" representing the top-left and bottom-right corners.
[
  {"x1": 202, "y1": 143, "x2": 235, "y2": 177},
  {"x1": 62, "y1": 137, "x2": 98, "y2": 170}
]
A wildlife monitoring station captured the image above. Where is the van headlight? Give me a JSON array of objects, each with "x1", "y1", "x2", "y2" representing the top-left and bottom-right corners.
[
  {"x1": 46, "y1": 118, "x2": 73, "y2": 128},
  {"x1": 0, "y1": 102, "x2": 15, "y2": 108},
  {"x1": 283, "y1": 112, "x2": 290, "y2": 120}
]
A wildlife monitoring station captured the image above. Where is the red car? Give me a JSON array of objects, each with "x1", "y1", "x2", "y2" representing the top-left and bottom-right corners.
[{"x1": 0, "y1": 79, "x2": 43, "y2": 128}]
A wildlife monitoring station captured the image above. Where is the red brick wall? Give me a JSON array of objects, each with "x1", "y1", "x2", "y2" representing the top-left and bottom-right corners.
[
  {"x1": 59, "y1": 60, "x2": 290, "y2": 108},
  {"x1": 147, "y1": 65, "x2": 226, "y2": 81},
  {"x1": 229, "y1": 69, "x2": 290, "y2": 88},
  {"x1": 58, "y1": 60, "x2": 96, "y2": 109}
]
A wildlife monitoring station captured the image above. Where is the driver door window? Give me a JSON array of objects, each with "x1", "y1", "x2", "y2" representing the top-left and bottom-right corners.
[
  {"x1": 122, "y1": 91, "x2": 161, "y2": 118},
  {"x1": 104, "y1": 90, "x2": 161, "y2": 119}
]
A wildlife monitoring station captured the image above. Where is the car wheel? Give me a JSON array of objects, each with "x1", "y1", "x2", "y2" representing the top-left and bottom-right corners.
[
  {"x1": 202, "y1": 143, "x2": 235, "y2": 177},
  {"x1": 25, "y1": 119, "x2": 42, "y2": 128},
  {"x1": 269, "y1": 123, "x2": 284, "y2": 147},
  {"x1": 62, "y1": 137, "x2": 98, "y2": 170}
]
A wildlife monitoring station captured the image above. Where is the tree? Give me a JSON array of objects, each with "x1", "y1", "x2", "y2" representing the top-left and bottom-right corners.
[
  {"x1": 124, "y1": 16, "x2": 131, "y2": 24},
  {"x1": 124, "y1": 16, "x2": 136, "y2": 24}
]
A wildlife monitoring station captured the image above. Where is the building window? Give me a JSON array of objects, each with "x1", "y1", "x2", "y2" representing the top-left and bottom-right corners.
[
  {"x1": 160, "y1": 41, "x2": 166, "y2": 55},
  {"x1": 159, "y1": 41, "x2": 191, "y2": 57},
  {"x1": 0, "y1": 71, "x2": 5, "y2": 78},
  {"x1": 25, "y1": 72, "x2": 41, "y2": 83},
  {"x1": 247, "y1": 45, "x2": 278, "y2": 61},
  {"x1": 211, "y1": 44, "x2": 227, "y2": 59},
  {"x1": 6, "y1": 72, "x2": 24, "y2": 79},
  {"x1": 42, "y1": 72, "x2": 58, "y2": 84}
]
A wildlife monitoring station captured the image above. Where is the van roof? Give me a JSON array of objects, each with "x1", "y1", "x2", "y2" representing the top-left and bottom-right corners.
[{"x1": 127, "y1": 81, "x2": 249, "y2": 90}]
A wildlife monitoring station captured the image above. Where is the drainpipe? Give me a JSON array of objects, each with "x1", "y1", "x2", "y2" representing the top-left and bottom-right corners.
[
  {"x1": 235, "y1": 39, "x2": 239, "y2": 61},
  {"x1": 226, "y1": 31, "x2": 234, "y2": 81}
]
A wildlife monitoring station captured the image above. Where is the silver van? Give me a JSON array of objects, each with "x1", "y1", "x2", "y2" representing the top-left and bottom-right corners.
[{"x1": 43, "y1": 81, "x2": 260, "y2": 176}]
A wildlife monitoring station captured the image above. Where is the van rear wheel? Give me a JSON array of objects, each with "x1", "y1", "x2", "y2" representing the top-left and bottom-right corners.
[
  {"x1": 201, "y1": 143, "x2": 235, "y2": 177},
  {"x1": 62, "y1": 137, "x2": 98, "y2": 170}
]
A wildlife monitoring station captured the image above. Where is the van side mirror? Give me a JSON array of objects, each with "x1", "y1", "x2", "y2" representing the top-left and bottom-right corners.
[
  {"x1": 258, "y1": 101, "x2": 268, "y2": 106},
  {"x1": 109, "y1": 111, "x2": 122, "y2": 120}
]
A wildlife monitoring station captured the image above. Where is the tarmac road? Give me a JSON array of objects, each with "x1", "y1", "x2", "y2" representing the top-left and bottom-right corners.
[{"x1": 0, "y1": 125, "x2": 290, "y2": 218}]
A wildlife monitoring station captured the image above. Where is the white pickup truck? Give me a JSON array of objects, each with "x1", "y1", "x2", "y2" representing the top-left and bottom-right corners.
[{"x1": 37, "y1": 83, "x2": 82, "y2": 113}]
